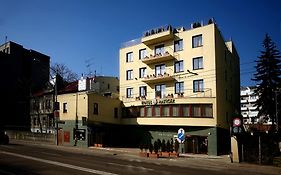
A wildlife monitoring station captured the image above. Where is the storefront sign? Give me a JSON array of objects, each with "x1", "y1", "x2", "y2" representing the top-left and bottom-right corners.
[{"x1": 141, "y1": 98, "x2": 175, "y2": 105}]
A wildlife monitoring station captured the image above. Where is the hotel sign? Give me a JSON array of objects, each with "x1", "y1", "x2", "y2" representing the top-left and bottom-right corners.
[{"x1": 141, "y1": 98, "x2": 175, "y2": 105}]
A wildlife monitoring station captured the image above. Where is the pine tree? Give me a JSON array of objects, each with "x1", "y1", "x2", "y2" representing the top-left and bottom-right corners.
[{"x1": 252, "y1": 34, "x2": 281, "y2": 129}]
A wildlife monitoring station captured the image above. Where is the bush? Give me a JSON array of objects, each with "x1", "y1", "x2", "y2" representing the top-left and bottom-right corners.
[
  {"x1": 161, "y1": 139, "x2": 166, "y2": 152},
  {"x1": 154, "y1": 141, "x2": 159, "y2": 154},
  {"x1": 166, "y1": 140, "x2": 171, "y2": 153},
  {"x1": 175, "y1": 140, "x2": 179, "y2": 153}
]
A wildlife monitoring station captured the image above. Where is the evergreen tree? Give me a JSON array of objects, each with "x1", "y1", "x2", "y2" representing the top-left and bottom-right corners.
[{"x1": 252, "y1": 34, "x2": 281, "y2": 129}]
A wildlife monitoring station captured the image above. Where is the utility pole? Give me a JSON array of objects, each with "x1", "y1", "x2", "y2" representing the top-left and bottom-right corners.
[
  {"x1": 275, "y1": 90, "x2": 279, "y2": 133},
  {"x1": 53, "y1": 72, "x2": 59, "y2": 146}
]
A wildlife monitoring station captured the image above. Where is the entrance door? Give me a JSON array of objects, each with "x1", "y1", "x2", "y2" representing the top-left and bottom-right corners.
[
  {"x1": 58, "y1": 129, "x2": 63, "y2": 145},
  {"x1": 185, "y1": 136, "x2": 208, "y2": 154}
]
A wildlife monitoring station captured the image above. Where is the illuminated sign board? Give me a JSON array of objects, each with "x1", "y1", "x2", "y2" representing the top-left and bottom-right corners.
[{"x1": 141, "y1": 98, "x2": 175, "y2": 105}]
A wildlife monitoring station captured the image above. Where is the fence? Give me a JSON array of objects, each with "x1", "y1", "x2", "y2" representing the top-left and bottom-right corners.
[{"x1": 6, "y1": 130, "x2": 54, "y2": 144}]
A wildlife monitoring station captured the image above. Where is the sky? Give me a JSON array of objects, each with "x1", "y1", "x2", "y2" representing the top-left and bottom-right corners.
[{"x1": 0, "y1": 0, "x2": 280, "y2": 86}]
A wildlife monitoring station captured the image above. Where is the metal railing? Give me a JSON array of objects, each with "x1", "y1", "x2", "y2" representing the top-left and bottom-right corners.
[{"x1": 121, "y1": 88, "x2": 213, "y2": 103}]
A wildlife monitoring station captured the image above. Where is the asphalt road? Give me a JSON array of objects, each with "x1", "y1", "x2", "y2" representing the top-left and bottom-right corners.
[{"x1": 0, "y1": 141, "x2": 280, "y2": 175}]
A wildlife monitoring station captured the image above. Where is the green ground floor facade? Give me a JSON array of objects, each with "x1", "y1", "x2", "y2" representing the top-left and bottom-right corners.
[{"x1": 59, "y1": 120, "x2": 230, "y2": 156}]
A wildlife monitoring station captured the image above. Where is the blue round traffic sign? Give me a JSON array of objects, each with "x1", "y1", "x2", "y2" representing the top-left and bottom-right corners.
[{"x1": 177, "y1": 128, "x2": 185, "y2": 143}]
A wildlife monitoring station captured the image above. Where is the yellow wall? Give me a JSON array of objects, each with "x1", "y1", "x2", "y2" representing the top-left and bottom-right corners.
[
  {"x1": 88, "y1": 94, "x2": 121, "y2": 124},
  {"x1": 119, "y1": 23, "x2": 240, "y2": 129},
  {"x1": 57, "y1": 91, "x2": 121, "y2": 125},
  {"x1": 57, "y1": 92, "x2": 88, "y2": 121}
]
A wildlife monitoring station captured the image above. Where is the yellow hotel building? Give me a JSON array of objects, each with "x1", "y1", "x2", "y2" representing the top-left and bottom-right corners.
[{"x1": 119, "y1": 20, "x2": 240, "y2": 155}]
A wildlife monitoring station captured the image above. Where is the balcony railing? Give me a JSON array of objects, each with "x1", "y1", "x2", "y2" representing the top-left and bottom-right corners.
[
  {"x1": 141, "y1": 51, "x2": 174, "y2": 64},
  {"x1": 121, "y1": 88, "x2": 213, "y2": 103},
  {"x1": 141, "y1": 25, "x2": 174, "y2": 45},
  {"x1": 141, "y1": 72, "x2": 174, "y2": 84}
]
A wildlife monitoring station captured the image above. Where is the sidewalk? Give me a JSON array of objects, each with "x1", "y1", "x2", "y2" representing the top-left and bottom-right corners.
[{"x1": 8, "y1": 139, "x2": 281, "y2": 175}]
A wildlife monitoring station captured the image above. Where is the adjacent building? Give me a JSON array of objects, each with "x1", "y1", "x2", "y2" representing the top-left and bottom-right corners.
[
  {"x1": 240, "y1": 86, "x2": 271, "y2": 131},
  {"x1": 0, "y1": 41, "x2": 50, "y2": 129},
  {"x1": 40, "y1": 76, "x2": 121, "y2": 147},
  {"x1": 119, "y1": 19, "x2": 240, "y2": 155}
]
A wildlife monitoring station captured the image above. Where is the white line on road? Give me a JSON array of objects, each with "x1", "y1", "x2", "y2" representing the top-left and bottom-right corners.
[
  {"x1": 0, "y1": 151, "x2": 118, "y2": 175},
  {"x1": 107, "y1": 162, "x2": 154, "y2": 171}
]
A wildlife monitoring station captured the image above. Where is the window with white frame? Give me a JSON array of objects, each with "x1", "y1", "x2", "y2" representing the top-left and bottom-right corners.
[
  {"x1": 126, "y1": 70, "x2": 133, "y2": 80},
  {"x1": 139, "y1": 86, "x2": 147, "y2": 97},
  {"x1": 155, "y1": 84, "x2": 166, "y2": 98},
  {"x1": 193, "y1": 79, "x2": 204, "y2": 92},
  {"x1": 193, "y1": 57, "x2": 203, "y2": 70},
  {"x1": 192, "y1": 34, "x2": 202, "y2": 48},
  {"x1": 174, "y1": 39, "x2": 183, "y2": 52},
  {"x1": 155, "y1": 44, "x2": 165, "y2": 55},
  {"x1": 139, "y1": 48, "x2": 147, "y2": 59},
  {"x1": 126, "y1": 88, "x2": 133, "y2": 98},
  {"x1": 139, "y1": 67, "x2": 147, "y2": 78},
  {"x1": 175, "y1": 82, "x2": 184, "y2": 94},
  {"x1": 126, "y1": 52, "x2": 133, "y2": 62},
  {"x1": 155, "y1": 64, "x2": 165, "y2": 76},
  {"x1": 174, "y1": 60, "x2": 184, "y2": 73}
]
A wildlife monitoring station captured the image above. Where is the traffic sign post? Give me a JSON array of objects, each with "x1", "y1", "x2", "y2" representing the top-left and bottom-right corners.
[
  {"x1": 177, "y1": 128, "x2": 185, "y2": 153},
  {"x1": 177, "y1": 128, "x2": 185, "y2": 143}
]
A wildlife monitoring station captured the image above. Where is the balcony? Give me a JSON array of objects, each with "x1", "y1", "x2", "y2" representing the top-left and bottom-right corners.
[
  {"x1": 142, "y1": 51, "x2": 174, "y2": 64},
  {"x1": 141, "y1": 25, "x2": 174, "y2": 45},
  {"x1": 141, "y1": 72, "x2": 175, "y2": 84}
]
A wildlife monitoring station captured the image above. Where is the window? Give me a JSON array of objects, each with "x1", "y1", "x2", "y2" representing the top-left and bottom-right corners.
[
  {"x1": 140, "y1": 107, "x2": 145, "y2": 117},
  {"x1": 174, "y1": 60, "x2": 184, "y2": 73},
  {"x1": 193, "y1": 79, "x2": 204, "y2": 92},
  {"x1": 139, "y1": 67, "x2": 147, "y2": 78},
  {"x1": 155, "y1": 44, "x2": 165, "y2": 55},
  {"x1": 182, "y1": 105, "x2": 190, "y2": 117},
  {"x1": 139, "y1": 86, "x2": 147, "y2": 97},
  {"x1": 82, "y1": 117, "x2": 87, "y2": 125},
  {"x1": 126, "y1": 70, "x2": 133, "y2": 80},
  {"x1": 174, "y1": 39, "x2": 183, "y2": 52},
  {"x1": 202, "y1": 105, "x2": 213, "y2": 117},
  {"x1": 63, "y1": 103, "x2": 67, "y2": 113},
  {"x1": 175, "y1": 82, "x2": 184, "y2": 94},
  {"x1": 114, "y1": 108, "x2": 118, "y2": 118},
  {"x1": 155, "y1": 64, "x2": 165, "y2": 76},
  {"x1": 126, "y1": 88, "x2": 133, "y2": 98},
  {"x1": 126, "y1": 52, "x2": 133, "y2": 62},
  {"x1": 162, "y1": 106, "x2": 170, "y2": 117},
  {"x1": 45, "y1": 99, "x2": 51, "y2": 109},
  {"x1": 192, "y1": 105, "x2": 201, "y2": 117},
  {"x1": 139, "y1": 49, "x2": 147, "y2": 59},
  {"x1": 155, "y1": 84, "x2": 166, "y2": 98},
  {"x1": 93, "y1": 103, "x2": 99, "y2": 115},
  {"x1": 154, "y1": 106, "x2": 161, "y2": 117},
  {"x1": 172, "y1": 105, "x2": 179, "y2": 117},
  {"x1": 146, "y1": 106, "x2": 152, "y2": 117},
  {"x1": 193, "y1": 57, "x2": 203, "y2": 70},
  {"x1": 192, "y1": 34, "x2": 202, "y2": 48}
]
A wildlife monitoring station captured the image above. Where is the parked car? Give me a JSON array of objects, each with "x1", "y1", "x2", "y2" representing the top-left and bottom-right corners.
[{"x1": 0, "y1": 130, "x2": 9, "y2": 144}]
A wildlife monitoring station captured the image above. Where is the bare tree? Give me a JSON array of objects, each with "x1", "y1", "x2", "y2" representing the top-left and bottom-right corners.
[{"x1": 50, "y1": 63, "x2": 79, "y2": 83}]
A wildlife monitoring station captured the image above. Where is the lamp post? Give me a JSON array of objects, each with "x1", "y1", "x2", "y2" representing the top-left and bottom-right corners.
[{"x1": 53, "y1": 72, "x2": 59, "y2": 146}]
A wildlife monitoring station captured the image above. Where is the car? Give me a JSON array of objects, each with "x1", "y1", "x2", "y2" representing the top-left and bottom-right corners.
[{"x1": 0, "y1": 130, "x2": 9, "y2": 144}]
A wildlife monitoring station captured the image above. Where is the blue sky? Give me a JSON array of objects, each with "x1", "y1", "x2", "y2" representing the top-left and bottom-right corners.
[{"x1": 0, "y1": 0, "x2": 280, "y2": 86}]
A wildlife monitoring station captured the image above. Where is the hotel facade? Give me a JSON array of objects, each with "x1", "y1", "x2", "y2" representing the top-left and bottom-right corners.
[{"x1": 119, "y1": 20, "x2": 240, "y2": 155}]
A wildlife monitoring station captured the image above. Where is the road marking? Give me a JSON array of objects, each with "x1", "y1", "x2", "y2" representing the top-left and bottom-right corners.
[
  {"x1": 107, "y1": 162, "x2": 154, "y2": 171},
  {"x1": 0, "y1": 151, "x2": 118, "y2": 175}
]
